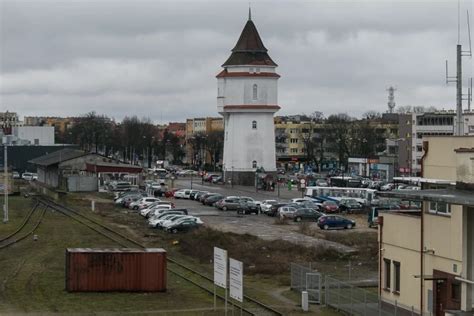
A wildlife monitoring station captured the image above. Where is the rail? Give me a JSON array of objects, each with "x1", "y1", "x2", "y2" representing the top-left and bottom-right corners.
[
  {"x1": 0, "y1": 203, "x2": 47, "y2": 250},
  {"x1": 34, "y1": 196, "x2": 283, "y2": 316}
]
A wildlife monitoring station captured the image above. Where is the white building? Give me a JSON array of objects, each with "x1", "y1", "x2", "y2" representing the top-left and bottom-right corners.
[
  {"x1": 12, "y1": 126, "x2": 55, "y2": 145},
  {"x1": 217, "y1": 11, "x2": 279, "y2": 185}
]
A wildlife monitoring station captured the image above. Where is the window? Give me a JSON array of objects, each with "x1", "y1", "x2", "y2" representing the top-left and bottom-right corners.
[
  {"x1": 290, "y1": 138, "x2": 298, "y2": 144},
  {"x1": 417, "y1": 146, "x2": 423, "y2": 152},
  {"x1": 290, "y1": 148, "x2": 298, "y2": 153},
  {"x1": 252, "y1": 160, "x2": 257, "y2": 168},
  {"x1": 255, "y1": 67, "x2": 260, "y2": 73},
  {"x1": 252, "y1": 84, "x2": 258, "y2": 100},
  {"x1": 383, "y1": 258, "x2": 391, "y2": 290},
  {"x1": 393, "y1": 261, "x2": 400, "y2": 293},
  {"x1": 252, "y1": 120, "x2": 257, "y2": 129},
  {"x1": 451, "y1": 282, "x2": 461, "y2": 301},
  {"x1": 429, "y1": 202, "x2": 451, "y2": 215}
]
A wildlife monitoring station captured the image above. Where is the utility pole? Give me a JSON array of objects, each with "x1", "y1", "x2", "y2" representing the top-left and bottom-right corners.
[{"x1": 3, "y1": 145, "x2": 8, "y2": 223}]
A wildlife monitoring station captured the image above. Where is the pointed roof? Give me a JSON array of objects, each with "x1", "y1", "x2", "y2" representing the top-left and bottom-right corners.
[{"x1": 222, "y1": 18, "x2": 277, "y2": 67}]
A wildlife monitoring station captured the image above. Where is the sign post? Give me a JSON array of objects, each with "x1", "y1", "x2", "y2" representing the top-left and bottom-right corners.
[
  {"x1": 214, "y1": 247, "x2": 228, "y2": 314},
  {"x1": 229, "y1": 258, "x2": 244, "y2": 315},
  {"x1": 300, "y1": 179, "x2": 306, "y2": 198}
]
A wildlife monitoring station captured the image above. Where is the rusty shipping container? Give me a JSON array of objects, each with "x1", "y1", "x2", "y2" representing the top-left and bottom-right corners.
[{"x1": 66, "y1": 248, "x2": 166, "y2": 292}]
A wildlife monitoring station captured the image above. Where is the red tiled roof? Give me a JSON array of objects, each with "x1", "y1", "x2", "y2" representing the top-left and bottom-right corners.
[{"x1": 216, "y1": 70, "x2": 280, "y2": 78}]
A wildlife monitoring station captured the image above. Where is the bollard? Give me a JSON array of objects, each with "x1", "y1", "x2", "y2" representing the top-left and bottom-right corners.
[
  {"x1": 301, "y1": 290, "x2": 309, "y2": 312},
  {"x1": 91, "y1": 200, "x2": 95, "y2": 212}
]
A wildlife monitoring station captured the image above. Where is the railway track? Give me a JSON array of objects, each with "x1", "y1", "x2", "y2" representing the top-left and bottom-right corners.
[
  {"x1": 0, "y1": 202, "x2": 47, "y2": 250},
  {"x1": 34, "y1": 197, "x2": 284, "y2": 316}
]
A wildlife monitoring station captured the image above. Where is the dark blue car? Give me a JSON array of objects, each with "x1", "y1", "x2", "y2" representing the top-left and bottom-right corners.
[{"x1": 318, "y1": 215, "x2": 356, "y2": 230}]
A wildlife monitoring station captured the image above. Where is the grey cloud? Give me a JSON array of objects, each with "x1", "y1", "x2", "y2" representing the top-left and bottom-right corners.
[{"x1": 1, "y1": 0, "x2": 472, "y2": 121}]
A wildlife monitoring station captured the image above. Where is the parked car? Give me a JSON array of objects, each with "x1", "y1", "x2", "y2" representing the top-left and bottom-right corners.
[
  {"x1": 134, "y1": 197, "x2": 162, "y2": 210},
  {"x1": 212, "y1": 176, "x2": 224, "y2": 184},
  {"x1": 237, "y1": 200, "x2": 259, "y2": 215},
  {"x1": 165, "y1": 219, "x2": 202, "y2": 233},
  {"x1": 338, "y1": 199, "x2": 364, "y2": 214},
  {"x1": 189, "y1": 190, "x2": 202, "y2": 200},
  {"x1": 174, "y1": 189, "x2": 191, "y2": 199},
  {"x1": 203, "y1": 194, "x2": 224, "y2": 206},
  {"x1": 278, "y1": 206, "x2": 299, "y2": 219},
  {"x1": 260, "y1": 200, "x2": 278, "y2": 213},
  {"x1": 266, "y1": 203, "x2": 288, "y2": 217},
  {"x1": 194, "y1": 191, "x2": 209, "y2": 201},
  {"x1": 151, "y1": 214, "x2": 187, "y2": 229},
  {"x1": 318, "y1": 215, "x2": 356, "y2": 230},
  {"x1": 199, "y1": 192, "x2": 215, "y2": 203},
  {"x1": 12, "y1": 171, "x2": 20, "y2": 179},
  {"x1": 148, "y1": 209, "x2": 188, "y2": 222},
  {"x1": 322, "y1": 201, "x2": 339, "y2": 213},
  {"x1": 216, "y1": 197, "x2": 241, "y2": 211},
  {"x1": 380, "y1": 183, "x2": 396, "y2": 191},
  {"x1": 22, "y1": 172, "x2": 34, "y2": 181},
  {"x1": 162, "y1": 216, "x2": 203, "y2": 230},
  {"x1": 140, "y1": 204, "x2": 173, "y2": 217},
  {"x1": 204, "y1": 174, "x2": 220, "y2": 182},
  {"x1": 293, "y1": 208, "x2": 325, "y2": 222}
]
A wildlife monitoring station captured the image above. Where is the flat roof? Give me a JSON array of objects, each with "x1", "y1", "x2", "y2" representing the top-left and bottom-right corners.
[{"x1": 378, "y1": 189, "x2": 474, "y2": 207}]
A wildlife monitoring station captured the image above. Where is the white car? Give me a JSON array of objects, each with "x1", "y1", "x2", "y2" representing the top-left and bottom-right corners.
[
  {"x1": 174, "y1": 189, "x2": 191, "y2": 199},
  {"x1": 162, "y1": 216, "x2": 203, "y2": 229},
  {"x1": 22, "y1": 172, "x2": 34, "y2": 181},
  {"x1": 129, "y1": 197, "x2": 160, "y2": 210},
  {"x1": 141, "y1": 204, "x2": 173, "y2": 217},
  {"x1": 278, "y1": 206, "x2": 299, "y2": 219},
  {"x1": 151, "y1": 214, "x2": 187, "y2": 228},
  {"x1": 260, "y1": 200, "x2": 278, "y2": 213}
]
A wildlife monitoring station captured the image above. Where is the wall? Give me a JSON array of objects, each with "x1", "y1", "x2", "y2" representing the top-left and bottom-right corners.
[
  {"x1": 13, "y1": 126, "x2": 55, "y2": 145},
  {"x1": 381, "y1": 212, "x2": 421, "y2": 310},
  {"x1": 223, "y1": 112, "x2": 277, "y2": 172},
  {"x1": 67, "y1": 175, "x2": 98, "y2": 192},
  {"x1": 423, "y1": 136, "x2": 474, "y2": 180},
  {"x1": 219, "y1": 77, "x2": 278, "y2": 106}
]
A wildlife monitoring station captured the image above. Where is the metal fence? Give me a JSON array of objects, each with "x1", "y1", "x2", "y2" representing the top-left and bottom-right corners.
[
  {"x1": 325, "y1": 276, "x2": 418, "y2": 316},
  {"x1": 290, "y1": 262, "x2": 322, "y2": 304},
  {"x1": 291, "y1": 262, "x2": 419, "y2": 316}
]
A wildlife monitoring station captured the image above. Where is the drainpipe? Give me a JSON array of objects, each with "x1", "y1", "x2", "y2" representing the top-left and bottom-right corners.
[
  {"x1": 379, "y1": 216, "x2": 384, "y2": 297},
  {"x1": 420, "y1": 140, "x2": 429, "y2": 314}
]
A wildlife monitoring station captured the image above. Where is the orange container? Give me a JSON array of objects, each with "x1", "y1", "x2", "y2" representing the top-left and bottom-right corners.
[{"x1": 65, "y1": 248, "x2": 167, "y2": 292}]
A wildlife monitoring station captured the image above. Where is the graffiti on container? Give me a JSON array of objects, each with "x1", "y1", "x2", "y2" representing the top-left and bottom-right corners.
[{"x1": 87, "y1": 253, "x2": 124, "y2": 273}]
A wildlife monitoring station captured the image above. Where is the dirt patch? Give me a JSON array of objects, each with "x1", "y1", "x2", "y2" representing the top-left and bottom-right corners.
[{"x1": 177, "y1": 227, "x2": 348, "y2": 276}]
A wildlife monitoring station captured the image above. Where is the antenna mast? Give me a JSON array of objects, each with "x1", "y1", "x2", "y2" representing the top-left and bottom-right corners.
[{"x1": 445, "y1": 8, "x2": 472, "y2": 135}]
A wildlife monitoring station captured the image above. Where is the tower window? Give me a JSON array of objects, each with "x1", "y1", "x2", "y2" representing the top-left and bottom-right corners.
[
  {"x1": 252, "y1": 84, "x2": 258, "y2": 100},
  {"x1": 252, "y1": 160, "x2": 257, "y2": 168},
  {"x1": 252, "y1": 120, "x2": 257, "y2": 129}
]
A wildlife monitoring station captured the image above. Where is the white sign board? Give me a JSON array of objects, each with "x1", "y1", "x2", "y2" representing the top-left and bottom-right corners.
[
  {"x1": 213, "y1": 247, "x2": 227, "y2": 288},
  {"x1": 229, "y1": 258, "x2": 243, "y2": 302}
]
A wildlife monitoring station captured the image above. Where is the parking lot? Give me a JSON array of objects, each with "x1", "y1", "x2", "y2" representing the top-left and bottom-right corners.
[{"x1": 167, "y1": 179, "x2": 377, "y2": 254}]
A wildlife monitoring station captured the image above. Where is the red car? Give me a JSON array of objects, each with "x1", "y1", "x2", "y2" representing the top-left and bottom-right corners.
[
  {"x1": 164, "y1": 188, "x2": 180, "y2": 198},
  {"x1": 322, "y1": 201, "x2": 339, "y2": 213}
]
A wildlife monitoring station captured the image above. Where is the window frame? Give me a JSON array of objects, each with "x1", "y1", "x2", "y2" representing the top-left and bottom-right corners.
[
  {"x1": 393, "y1": 261, "x2": 401, "y2": 294},
  {"x1": 252, "y1": 120, "x2": 257, "y2": 129},
  {"x1": 252, "y1": 84, "x2": 258, "y2": 100},
  {"x1": 383, "y1": 258, "x2": 391, "y2": 290}
]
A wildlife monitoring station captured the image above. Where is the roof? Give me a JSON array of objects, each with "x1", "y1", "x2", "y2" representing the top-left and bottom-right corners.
[
  {"x1": 223, "y1": 105, "x2": 281, "y2": 110},
  {"x1": 222, "y1": 19, "x2": 277, "y2": 67},
  {"x1": 216, "y1": 69, "x2": 280, "y2": 78},
  {"x1": 28, "y1": 149, "x2": 85, "y2": 167},
  {"x1": 85, "y1": 162, "x2": 142, "y2": 174},
  {"x1": 378, "y1": 189, "x2": 474, "y2": 207}
]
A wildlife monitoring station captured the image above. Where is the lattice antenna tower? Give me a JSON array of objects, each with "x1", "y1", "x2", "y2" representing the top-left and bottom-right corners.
[{"x1": 387, "y1": 86, "x2": 396, "y2": 113}]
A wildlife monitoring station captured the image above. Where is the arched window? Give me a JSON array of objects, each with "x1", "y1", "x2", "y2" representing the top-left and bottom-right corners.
[
  {"x1": 252, "y1": 160, "x2": 257, "y2": 168},
  {"x1": 252, "y1": 120, "x2": 257, "y2": 129},
  {"x1": 252, "y1": 84, "x2": 258, "y2": 100}
]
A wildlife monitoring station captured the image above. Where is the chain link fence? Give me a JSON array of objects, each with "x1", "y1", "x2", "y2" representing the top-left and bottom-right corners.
[{"x1": 291, "y1": 262, "x2": 419, "y2": 316}]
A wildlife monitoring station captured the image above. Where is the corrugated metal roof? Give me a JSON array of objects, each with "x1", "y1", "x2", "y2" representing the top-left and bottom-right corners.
[{"x1": 28, "y1": 149, "x2": 85, "y2": 166}]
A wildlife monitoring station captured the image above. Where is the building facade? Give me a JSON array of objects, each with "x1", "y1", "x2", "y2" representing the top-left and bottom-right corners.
[
  {"x1": 184, "y1": 117, "x2": 223, "y2": 166},
  {"x1": 217, "y1": 12, "x2": 279, "y2": 185},
  {"x1": 379, "y1": 136, "x2": 474, "y2": 315}
]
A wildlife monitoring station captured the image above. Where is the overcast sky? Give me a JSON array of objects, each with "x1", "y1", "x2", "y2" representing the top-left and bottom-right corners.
[{"x1": 1, "y1": 0, "x2": 473, "y2": 123}]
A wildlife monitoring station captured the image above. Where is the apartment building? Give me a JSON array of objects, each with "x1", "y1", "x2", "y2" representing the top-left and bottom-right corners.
[
  {"x1": 184, "y1": 117, "x2": 223, "y2": 165},
  {"x1": 379, "y1": 136, "x2": 474, "y2": 315},
  {"x1": 0, "y1": 111, "x2": 22, "y2": 130}
]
